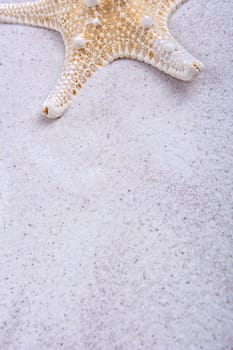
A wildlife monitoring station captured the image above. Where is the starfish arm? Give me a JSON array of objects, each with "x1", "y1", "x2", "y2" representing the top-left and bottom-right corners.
[
  {"x1": 41, "y1": 46, "x2": 102, "y2": 119},
  {"x1": 147, "y1": 34, "x2": 204, "y2": 81},
  {"x1": 0, "y1": 0, "x2": 58, "y2": 30},
  {"x1": 41, "y1": 59, "x2": 80, "y2": 119},
  {"x1": 143, "y1": 0, "x2": 203, "y2": 80}
]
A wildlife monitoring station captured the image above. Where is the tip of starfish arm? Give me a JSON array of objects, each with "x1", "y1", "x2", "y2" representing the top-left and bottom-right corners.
[
  {"x1": 182, "y1": 60, "x2": 205, "y2": 81},
  {"x1": 41, "y1": 102, "x2": 66, "y2": 119}
]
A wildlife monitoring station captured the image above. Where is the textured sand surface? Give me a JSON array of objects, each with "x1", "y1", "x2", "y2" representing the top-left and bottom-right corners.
[{"x1": 0, "y1": 0, "x2": 233, "y2": 349}]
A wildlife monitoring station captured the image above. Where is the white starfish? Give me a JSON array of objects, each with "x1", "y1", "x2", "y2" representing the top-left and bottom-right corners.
[{"x1": 0, "y1": 0, "x2": 204, "y2": 119}]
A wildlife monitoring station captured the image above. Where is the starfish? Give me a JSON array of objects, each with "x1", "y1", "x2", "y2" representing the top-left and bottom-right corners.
[{"x1": 0, "y1": 0, "x2": 204, "y2": 119}]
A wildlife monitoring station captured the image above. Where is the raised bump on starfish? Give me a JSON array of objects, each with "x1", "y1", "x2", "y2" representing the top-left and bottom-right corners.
[
  {"x1": 0, "y1": 0, "x2": 204, "y2": 119},
  {"x1": 84, "y1": 0, "x2": 101, "y2": 7}
]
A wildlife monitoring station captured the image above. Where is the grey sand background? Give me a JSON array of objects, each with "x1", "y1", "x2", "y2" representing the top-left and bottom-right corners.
[{"x1": 0, "y1": 0, "x2": 233, "y2": 349}]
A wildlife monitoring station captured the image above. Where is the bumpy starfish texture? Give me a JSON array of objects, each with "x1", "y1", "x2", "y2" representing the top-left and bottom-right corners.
[{"x1": 0, "y1": 0, "x2": 204, "y2": 119}]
